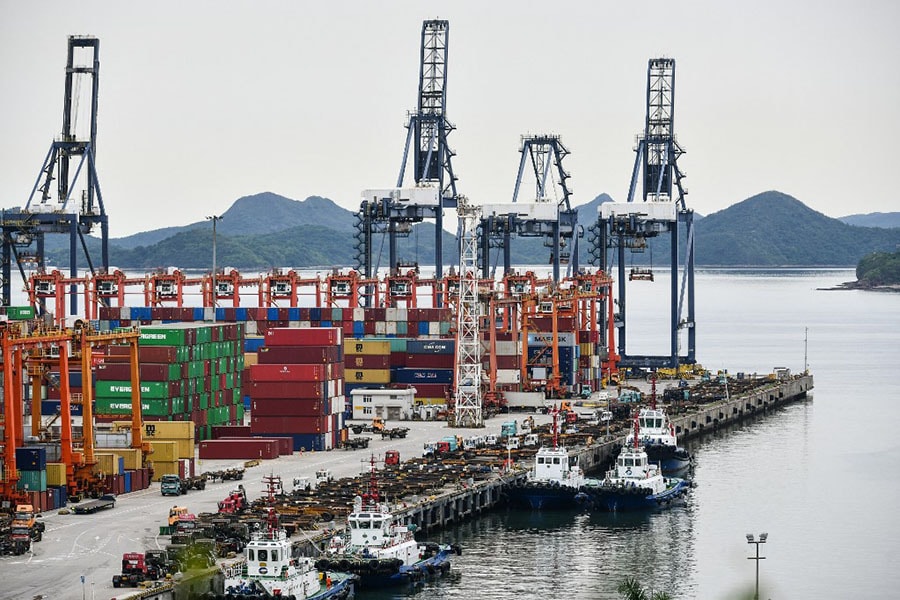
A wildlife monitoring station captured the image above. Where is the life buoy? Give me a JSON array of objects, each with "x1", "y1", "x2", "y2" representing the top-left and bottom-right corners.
[{"x1": 625, "y1": 468, "x2": 632, "y2": 476}]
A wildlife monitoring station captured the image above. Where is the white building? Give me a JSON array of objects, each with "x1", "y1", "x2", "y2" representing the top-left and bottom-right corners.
[{"x1": 349, "y1": 388, "x2": 416, "y2": 420}]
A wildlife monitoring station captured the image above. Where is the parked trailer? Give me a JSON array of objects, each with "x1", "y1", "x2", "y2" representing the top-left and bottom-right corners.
[{"x1": 71, "y1": 494, "x2": 116, "y2": 514}]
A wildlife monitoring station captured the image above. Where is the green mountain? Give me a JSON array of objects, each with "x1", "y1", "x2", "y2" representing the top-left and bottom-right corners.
[
  {"x1": 35, "y1": 190, "x2": 900, "y2": 270},
  {"x1": 839, "y1": 212, "x2": 900, "y2": 229},
  {"x1": 695, "y1": 191, "x2": 900, "y2": 266},
  {"x1": 856, "y1": 251, "x2": 900, "y2": 286}
]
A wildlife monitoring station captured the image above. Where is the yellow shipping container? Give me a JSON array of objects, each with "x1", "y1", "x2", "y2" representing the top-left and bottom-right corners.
[
  {"x1": 346, "y1": 369, "x2": 391, "y2": 384},
  {"x1": 344, "y1": 340, "x2": 391, "y2": 355},
  {"x1": 94, "y1": 453, "x2": 118, "y2": 476},
  {"x1": 171, "y1": 438, "x2": 194, "y2": 460},
  {"x1": 97, "y1": 447, "x2": 143, "y2": 470},
  {"x1": 149, "y1": 441, "x2": 178, "y2": 462},
  {"x1": 47, "y1": 463, "x2": 67, "y2": 487},
  {"x1": 144, "y1": 422, "x2": 195, "y2": 440},
  {"x1": 150, "y1": 460, "x2": 180, "y2": 481},
  {"x1": 244, "y1": 352, "x2": 258, "y2": 366},
  {"x1": 416, "y1": 397, "x2": 447, "y2": 405}
]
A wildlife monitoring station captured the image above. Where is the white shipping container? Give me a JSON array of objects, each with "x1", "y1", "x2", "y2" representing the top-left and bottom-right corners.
[
  {"x1": 386, "y1": 308, "x2": 399, "y2": 322},
  {"x1": 428, "y1": 322, "x2": 440, "y2": 336},
  {"x1": 385, "y1": 321, "x2": 397, "y2": 335},
  {"x1": 496, "y1": 369, "x2": 521, "y2": 384},
  {"x1": 528, "y1": 332, "x2": 576, "y2": 346},
  {"x1": 299, "y1": 321, "x2": 311, "y2": 328},
  {"x1": 330, "y1": 395, "x2": 345, "y2": 415},
  {"x1": 288, "y1": 321, "x2": 301, "y2": 328},
  {"x1": 353, "y1": 307, "x2": 365, "y2": 321},
  {"x1": 375, "y1": 321, "x2": 387, "y2": 335},
  {"x1": 245, "y1": 320, "x2": 258, "y2": 335},
  {"x1": 495, "y1": 341, "x2": 522, "y2": 355}
]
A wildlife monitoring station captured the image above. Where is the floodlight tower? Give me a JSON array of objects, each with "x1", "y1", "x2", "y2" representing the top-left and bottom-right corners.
[
  {"x1": 355, "y1": 20, "x2": 459, "y2": 282},
  {"x1": 589, "y1": 58, "x2": 696, "y2": 369},
  {"x1": 1, "y1": 36, "x2": 109, "y2": 316}
]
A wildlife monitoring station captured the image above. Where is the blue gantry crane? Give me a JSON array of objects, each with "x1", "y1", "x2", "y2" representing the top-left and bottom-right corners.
[
  {"x1": 1, "y1": 36, "x2": 109, "y2": 317},
  {"x1": 588, "y1": 58, "x2": 696, "y2": 369},
  {"x1": 355, "y1": 20, "x2": 459, "y2": 282},
  {"x1": 477, "y1": 134, "x2": 580, "y2": 283}
]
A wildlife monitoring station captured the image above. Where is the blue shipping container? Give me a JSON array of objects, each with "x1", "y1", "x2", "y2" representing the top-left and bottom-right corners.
[
  {"x1": 310, "y1": 307, "x2": 322, "y2": 321},
  {"x1": 123, "y1": 471, "x2": 133, "y2": 493},
  {"x1": 244, "y1": 337, "x2": 266, "y2": 352},
  {"x1": 288, "y1": 307, "x2": 301, "y2": 321},
  {"x1": 418, "y1": 322, "x2": 430, "y2": 335},
  {"x1": 391, "y1": 368, "x2": 454, "y2": 385},
  {"x1": 353, "y1": 322, "x2": 365, "y2": 336},
  {"x1": 15, "y1": 447, "x2": 47, "y2": 470},
  {"x1": 267, "y1": 307, "x2": 280, "y2": 320},
  {"x1": 407, "y1": 339, "x2": 455, "y2": 355},
  {"x1": 235, "y1": 307, "x2": 249, "y2": 321},
  {"x1": 193, "y1": 307, "x2": 206, "y2": 321},
  {"x1": 286, "y1": 433, "x2": 326, "y2": 452}
]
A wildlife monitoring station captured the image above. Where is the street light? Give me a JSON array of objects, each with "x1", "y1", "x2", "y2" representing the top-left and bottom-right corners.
[
  {"x1": 746, "y1": 532, "x2": 768, "y2": 600},
  {"x1": 206, "y1": 215, "x2": 222, "y2": 322}
]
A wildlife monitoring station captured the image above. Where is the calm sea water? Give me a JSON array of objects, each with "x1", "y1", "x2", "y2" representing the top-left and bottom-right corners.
[
  {"x1": 13, "y1": 268, "x2": 898, "y2": 598},
  {"x1": 364, "y1": 268, "x2": 900, "y2": 599}
]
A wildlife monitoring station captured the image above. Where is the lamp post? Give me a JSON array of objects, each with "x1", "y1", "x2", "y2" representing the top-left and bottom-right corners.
[
  {"x1": 746, "y1": 532, "x2": 768, "y2": 600},
  {"x1": 206, "y1": 215, "x2": 222, "y2": 322}
]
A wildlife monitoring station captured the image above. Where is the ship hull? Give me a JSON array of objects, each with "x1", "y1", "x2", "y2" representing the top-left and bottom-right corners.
[
  {"x1": 576, "y1": 478, "x2": 690, "y2": 512},
  {"x1": 317, "y1": 549, "x2": 454, "y2": 589},
  {"x1": 506, "y1": 481, "x2": 580, "y2": 510}
]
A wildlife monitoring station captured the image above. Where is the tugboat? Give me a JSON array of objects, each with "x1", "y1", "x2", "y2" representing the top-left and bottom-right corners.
[
  {"x1": 506, "y1": 406, "x2": 585, "y2": 509},
  {"x1": 316, "y1": 456, "x2": 461, "y2": 587},
  {"x1": 213, "y1": 508, "x2": 357, "y2": 600},
  {"x1": 576, "y1": 414, "x2": 691, "y2": 512},
  {"x1": 624, "y1": 375, "x2": 691, "y2": 473}
]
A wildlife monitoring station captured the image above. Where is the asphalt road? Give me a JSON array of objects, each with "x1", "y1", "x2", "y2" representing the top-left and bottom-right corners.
[{"x1": 1, "y1": 413, "x2": 552, "y2": 600}]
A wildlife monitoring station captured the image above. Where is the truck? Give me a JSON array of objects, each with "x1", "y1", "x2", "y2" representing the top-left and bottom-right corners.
[
  {"x1": 217, "y1": 485, "x2": 248, "y2": 514},
  {"x1": 340, "y1": 437, "x2": 371, "y2": 450},
  {"x1": 71, "y1": 494, "x2": 116, "y2": 514},
  {"x1": 384, "y1": 450, "x2": 400, "y2": 466},
  {"x1": 350, "y1": 417, "x2": 386, "y2": 435},
  {"x1": 160, "y1": 474, "x2": 185, "y2": 496},
  {"x1": 112, "y1": 552, "x2": 162, "y2": 587},
  {"x1": 500, "y1": 421, "x2": 517, "y2": 438},
  {"x1": 9, "y1": 504, "x2": 44, "y2": 551}
]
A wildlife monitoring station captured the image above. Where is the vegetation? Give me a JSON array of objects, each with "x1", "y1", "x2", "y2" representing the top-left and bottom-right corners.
[
  {"x1": 617, "y1": 576, "x2": 672, "y2": 600},
  {"x1": 856, "y1": 250, "x2": 900, "y2": 286},
  {"x1": 37, "y1": 190, "x2": 900, "y2": 270}
]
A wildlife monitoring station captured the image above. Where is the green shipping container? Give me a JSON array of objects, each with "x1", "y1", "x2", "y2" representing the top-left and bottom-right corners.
[
  {"x1": 6, "y1": 305, "x2": 36, "y2": 320},
  {"x1": 95, "y1": 396, "x2": 171, "y2": 416},
  {"x1": 95, "y1": 380, "x2": 173, "y2": 399},
  {"x1": 140, "y1": 327, "x2": 187, "y2": 346},
  {"x1": 17, "y1": 469, "x2": 47, "y2": 491}
]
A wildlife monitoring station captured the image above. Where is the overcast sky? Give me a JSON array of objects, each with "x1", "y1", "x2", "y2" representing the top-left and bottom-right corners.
[{"x1": 1, "y1": 1, "x2": 897, "y2": 238}]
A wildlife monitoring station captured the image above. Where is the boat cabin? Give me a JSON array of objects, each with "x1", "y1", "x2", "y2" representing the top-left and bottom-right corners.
[
  {"x1": 532, "y1": 446, "x2": 584, "y2": 485},
  {"x1": 245, "y1": 530, "x2": 291, "y2": 579},
  {"x1": 614, "y1": 447, "x2": 656, "y2": 479}
]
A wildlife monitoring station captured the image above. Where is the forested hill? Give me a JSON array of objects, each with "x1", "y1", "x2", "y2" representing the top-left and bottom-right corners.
[{"x1": 38, "y1": 190, "x2": 900, "y2": 269}]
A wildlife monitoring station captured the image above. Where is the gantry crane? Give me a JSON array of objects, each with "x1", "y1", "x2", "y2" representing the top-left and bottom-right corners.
[
  {"x1": 478, "y1": 135, "x2": 580, "y2": 283},
  {"x1": 355, "y1": 20, "x2": 459, "y2": 283},
  {"x1": 588, "y1": 58, "x2": 696, "y2": 369},
  {"x1": 1, "y1": 36, "x2": 109, "y2": 320}
]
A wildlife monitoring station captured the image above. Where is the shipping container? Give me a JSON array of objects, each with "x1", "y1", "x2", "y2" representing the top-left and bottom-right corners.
[
  {"x1": 250, "y1": 414, "x2": 330, "y2": 435},
  {"x1": 198, "y1": 439, "x2": 279, "y2": 460},
  {"x1": 257, "y1": 345, "x2": 342, "y2": 364},
  {"x1": 406, "y1": 339, "x2": 455, "y2": 354},
  {"x1": 249, "y1": 380, "x2": 329, "y2": 399},
  {"x1": 391, "y1": 368, "x2": 454, "y2": 385},
  {"x1": 249, "y1": 363, "x2": 331, "y2": 382},
  {"x1": 15, "y1": 447, "x2": 47, "y2": 470},
  {"x1": 251, "y1": 398, "x2": 327, "y2": 417},
  {"x1": 264, "y1": 327, "x2": 342, "y2": 347}
]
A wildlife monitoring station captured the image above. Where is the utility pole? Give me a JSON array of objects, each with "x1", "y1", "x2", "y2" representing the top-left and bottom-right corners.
[{"x1": 206, "y1": 215, "x2": 222, "y2": 322}]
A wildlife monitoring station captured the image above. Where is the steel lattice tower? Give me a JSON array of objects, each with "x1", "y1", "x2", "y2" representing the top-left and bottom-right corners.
[
  {"x1": 453, "y1": 196, "x2": 482, "y2": 428},
  {"x1": 588, "y1": 58, "x2": 695, "y2": 369}
]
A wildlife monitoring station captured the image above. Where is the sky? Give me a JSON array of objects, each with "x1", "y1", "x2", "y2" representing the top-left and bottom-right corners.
[{"x1": 1, "y1": 1, "x2": 897, "y2": 239}]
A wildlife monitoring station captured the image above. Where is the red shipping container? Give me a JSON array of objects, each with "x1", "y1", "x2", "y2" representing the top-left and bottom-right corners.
[
  {"x1": 257, "y1": 345, "x2": 342, "y2": 364},
  {"x1": 342, "y1": 322, "x2": 355, "y2": 336},
  {"x1": 493, "y1": 356, "x2": 520, "y2": 370},
  {"x1": 96, "y1": 362, "x2": 171, "y2": 382},
  {"x1": 249, "y1": 380, "x2": 328, "y2": 399},
  {"x1": 264, "y1": 327, "x2": 342, "y2": 347},
  {"x1": 220, "y1": 436, "x2": 293, "y2": 456},
  {"x1": 199, "y1": 439, "x2": 279, "y2": 460},
  {"x1": 250, "y1": 363, "x2": 328, "y2": 382},
  {"x1": 342, "y1": 308, "x2": 355, "y2": 321},
  {"x1": 390, "y1": 352, "x2": 407, "y2": 368},
  {"x1": 345, "y1": 354, "x2": 391, "y2": 369},
  {"x1": 396, "y1": 382, "x2": 449, "y2": 398},
  {"x1": 251, "y1": 397, "x2": 326, "y2": 417},
  {"x1": 405, "y1": 353, "x2": 455, "y2": 368},
  {"x1": 251, "y1": 414, "x2": 329, "y2": 435},
  {"x1": 212, "y1": 425, "x2": 252, "y2": 439}
]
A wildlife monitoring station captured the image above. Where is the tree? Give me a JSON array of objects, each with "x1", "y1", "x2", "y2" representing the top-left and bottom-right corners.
[{"x1": 618, "y1": 576, "x2": 673, "y2": 600}]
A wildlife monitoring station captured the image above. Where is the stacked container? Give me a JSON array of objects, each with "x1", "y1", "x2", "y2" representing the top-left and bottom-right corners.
[
  {"x1": 93, "y1": 322, "x2": 245, "y2": 441},
  {"x1": 247, "y1": 327, "x2": 345, "y2": 451}
]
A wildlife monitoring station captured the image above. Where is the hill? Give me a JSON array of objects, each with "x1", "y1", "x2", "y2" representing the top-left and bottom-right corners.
[
  {"x1": 839, "y1": 212, "x2": 900, "y2": 229},
  {"x1": 37, "y1": 190, "x2": 900, "y2": 270}
]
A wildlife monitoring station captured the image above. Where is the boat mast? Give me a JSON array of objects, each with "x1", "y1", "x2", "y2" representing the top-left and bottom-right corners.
[
  {"x1": 362, "y1": 454, "x2": 380, "y2": 509},
  {"x1": 551, "y1": 405, "x2": 559, "y2": 449},
  {"x1": 633, "y1": 412, "x2": 641, "y2": 450},
  {"x1": 650, "y1": 372, "x2": 657, "y2": 410}
]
